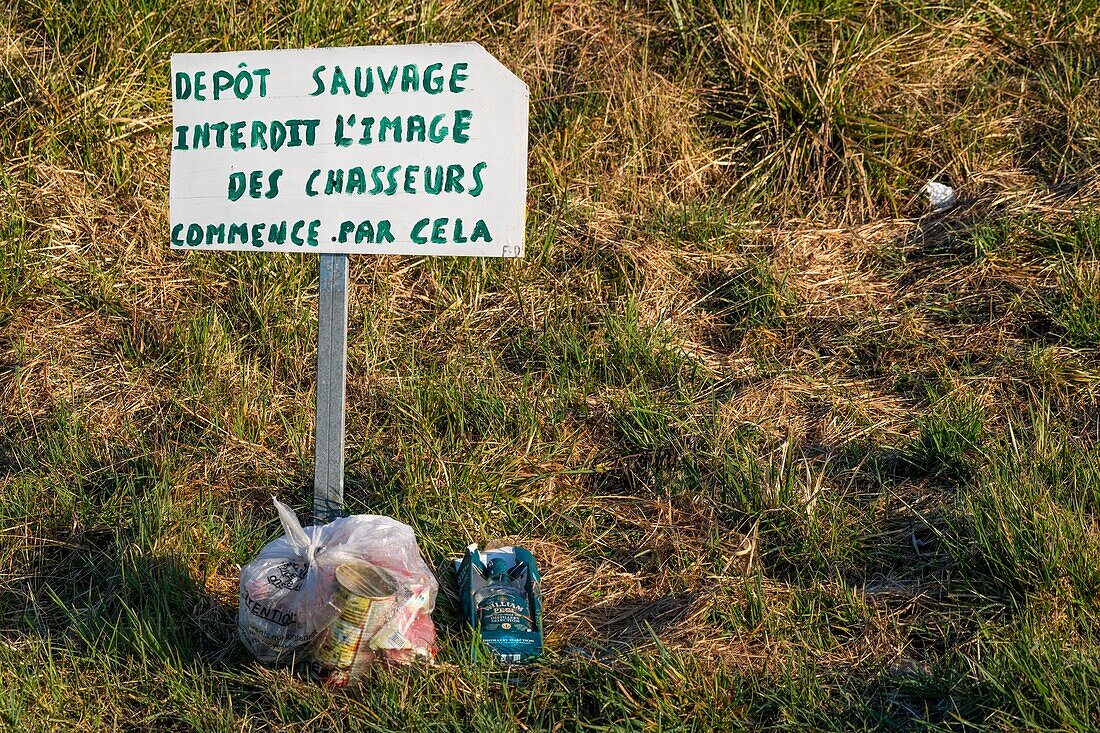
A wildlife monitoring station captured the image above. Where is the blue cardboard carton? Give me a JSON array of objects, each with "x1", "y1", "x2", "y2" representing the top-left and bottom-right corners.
[{"x1": 456, "y1": 544, "x2": 543, "y2": 663}]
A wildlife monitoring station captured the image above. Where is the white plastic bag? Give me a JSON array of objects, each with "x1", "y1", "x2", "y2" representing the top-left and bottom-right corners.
[{"x1": 238, "y1": 498, "x2": 437, "y2": 664}]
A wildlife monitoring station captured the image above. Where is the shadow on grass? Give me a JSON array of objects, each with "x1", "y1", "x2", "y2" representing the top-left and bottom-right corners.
[
  {"x1": 4, "y1": 539, "x2": 244, "y2": 673},
  {"x1": 0, "y1": 441, "x2": 245, "y2": 673},
  {"x1": 567, "y1": 592, "x2": 699, "y2": 650}
]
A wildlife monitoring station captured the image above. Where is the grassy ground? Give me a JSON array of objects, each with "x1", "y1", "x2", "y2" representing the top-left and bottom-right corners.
[{"x1": 2, "y1": 0, "x2": 1100, "y2": 730}]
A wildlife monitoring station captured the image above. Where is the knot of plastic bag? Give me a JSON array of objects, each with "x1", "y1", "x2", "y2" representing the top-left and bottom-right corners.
[{"x1": 273, "y1": 496, "x2": 322, "y2": 565}]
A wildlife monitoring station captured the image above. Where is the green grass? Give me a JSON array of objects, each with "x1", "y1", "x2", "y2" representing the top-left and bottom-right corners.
[{"x1": 3, "y1": 0, "x2": 1100, "y2": 730}]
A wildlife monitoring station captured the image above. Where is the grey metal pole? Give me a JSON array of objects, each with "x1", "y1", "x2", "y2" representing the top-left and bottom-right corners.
[{"x1": 313, "y1": 253, "x2": 349, "y2": 523}]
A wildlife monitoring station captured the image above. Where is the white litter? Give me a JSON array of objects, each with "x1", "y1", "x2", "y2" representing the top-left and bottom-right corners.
[{"x1": 922, "y1": 181, "x2": 957, "y2": 212}]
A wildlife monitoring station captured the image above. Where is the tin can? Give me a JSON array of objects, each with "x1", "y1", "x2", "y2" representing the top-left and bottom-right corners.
[{"x1": 315, "y1": 562, "x2": 400, "y2": 684}]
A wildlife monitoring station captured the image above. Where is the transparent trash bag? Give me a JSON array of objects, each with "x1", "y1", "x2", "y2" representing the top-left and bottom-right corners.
[{"x1": 238, "y1": 498, "x2": 437, "y2": 664}]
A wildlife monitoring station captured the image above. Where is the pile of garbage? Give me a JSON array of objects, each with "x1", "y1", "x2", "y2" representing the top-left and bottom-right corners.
[
  {"x1": 237, "y1": 499, "x2": 542, "y2": 684},
  {"x1": 238, "y1": 499, "x2": 438, "y2": 682}
]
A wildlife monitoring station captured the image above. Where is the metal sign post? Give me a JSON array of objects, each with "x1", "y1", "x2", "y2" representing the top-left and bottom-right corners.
[{"x1": 313, "y1": 253, "x2": 348, "y2": 523}]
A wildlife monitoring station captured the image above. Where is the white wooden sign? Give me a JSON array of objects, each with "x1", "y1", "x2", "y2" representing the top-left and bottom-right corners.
[{"x1": 170, "y1": 43, "x2": 528, "y2": 257}]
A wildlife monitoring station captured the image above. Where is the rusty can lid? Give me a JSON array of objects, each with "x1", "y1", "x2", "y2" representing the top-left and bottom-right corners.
[{"x1": 335, "y1": 562, "x2": 399, "y2": 600}]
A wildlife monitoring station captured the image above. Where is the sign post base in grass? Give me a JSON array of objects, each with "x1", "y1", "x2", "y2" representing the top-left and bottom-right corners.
[{"x1": 313, "y1": 253, "x2": 348, "y2": 523}]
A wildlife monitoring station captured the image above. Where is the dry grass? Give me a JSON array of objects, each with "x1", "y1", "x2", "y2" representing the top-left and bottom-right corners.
[{"x1": 2, "y1": 0, "x2": 1100, "y2": 730}]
